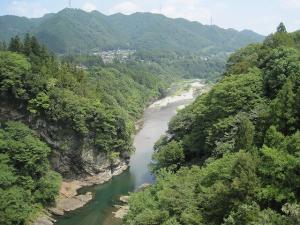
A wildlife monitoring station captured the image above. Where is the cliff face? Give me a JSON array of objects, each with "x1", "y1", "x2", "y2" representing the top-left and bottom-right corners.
[{"x1": 0, "y1": 100, "x2": 130, "y2": 180}]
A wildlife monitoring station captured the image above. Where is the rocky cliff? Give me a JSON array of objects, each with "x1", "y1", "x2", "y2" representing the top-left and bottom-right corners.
[{"x1": 0, "y1": 100, "x2": 130, "y2": 180}]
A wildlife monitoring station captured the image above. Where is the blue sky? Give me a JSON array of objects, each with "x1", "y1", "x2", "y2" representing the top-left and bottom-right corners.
[{"x1": 0, "y1": 0, "x2": 299, "y2": 35}]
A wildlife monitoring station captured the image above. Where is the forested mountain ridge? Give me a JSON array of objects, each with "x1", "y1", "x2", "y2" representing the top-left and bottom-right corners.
[
  {"x1": 0, "y1": 8, "x2": 264, "y2": 54},
  {"x1": 124, "y1": 23, "x2": 300, "y2": 225}
]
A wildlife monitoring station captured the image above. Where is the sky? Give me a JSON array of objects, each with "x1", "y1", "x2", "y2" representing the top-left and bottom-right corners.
[{"x1": 0, "y1": 0, "x2": 299, "y2": 35}]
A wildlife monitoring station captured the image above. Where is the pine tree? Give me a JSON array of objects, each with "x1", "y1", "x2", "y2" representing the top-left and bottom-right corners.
[
  {"x1": 0, "y1": 41, "x2": 7, "y2": 51},
  {"x1": 23, "y1": 33, "x2": 32, "y2": 56},
  {"x1": 271, "y1": 79, "x2": 297, "y2": 134},
  {"x1": 30, "y1": 36, "x2": 41, "y2": 56},
  {"x1": 277, "y1": 22, "x2": 287, "y2": 33},
  {"x1": 8, "y1": 36, "x2": 23, "y2": 52}
]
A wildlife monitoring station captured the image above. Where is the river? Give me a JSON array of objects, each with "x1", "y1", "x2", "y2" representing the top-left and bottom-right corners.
[{"x1": 55, "y1": 81, "x2": 204, "y2": 225}]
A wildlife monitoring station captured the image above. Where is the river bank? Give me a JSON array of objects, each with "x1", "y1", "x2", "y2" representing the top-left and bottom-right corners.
[
  {"x1": 34, "y1": 79, "x2": 208, "y2": 225},
  {"x1": 32, "y1": 160, "x2": 128, "y2": 225},
  {"x1": 149, "y1": 79, "x2": 207, "y2": 108}
]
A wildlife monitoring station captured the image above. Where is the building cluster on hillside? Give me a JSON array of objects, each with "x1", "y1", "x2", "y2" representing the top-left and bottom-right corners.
[{"x1": 93, "y1": 49, "x2": 136, "y2": 64}]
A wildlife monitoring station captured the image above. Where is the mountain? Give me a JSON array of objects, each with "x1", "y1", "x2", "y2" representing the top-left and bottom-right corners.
[{"x1": 0, "y1": 8, "x2": 264, "y2": 54}]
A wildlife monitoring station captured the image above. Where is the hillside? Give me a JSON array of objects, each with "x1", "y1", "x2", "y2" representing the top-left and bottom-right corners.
[
  {"x1": 124, "y1": 24, "x2": 300, "y2": 225},
  {"x1": 0, "y1": 8, "x2": 264, "y2": 54},
  {"x1": 0, "y1": 35, "x2": 172, "y2": 224}
]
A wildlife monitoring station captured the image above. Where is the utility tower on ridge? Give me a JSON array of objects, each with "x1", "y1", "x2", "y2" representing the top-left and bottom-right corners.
[
  {"x1": 159, "y1": 0, "x2": 162, "y2": 14},
  {"x1": 68, "y1": 0, "x2": 72, "y2": 8}
]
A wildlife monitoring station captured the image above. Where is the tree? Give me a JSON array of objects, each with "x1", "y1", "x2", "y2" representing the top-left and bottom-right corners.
[
  {"x1": 30, "y1": 36, "x2": 41, "y2": 56},
  {"x1": 259, "y1": 129, "x2": 300, "y2": 206},
  {"x1": 277, "y1": 22, "x2": 287, "y2": 33},
  {"x1": 263, "y1": 23, "x2": 295, "y2": 48},
  {"x1": 8, "y1": 36, "x2": 23, "y2": 53},
  {"x1": 0, "y1": 41, "x2": 7, "y2": 51},
  {"x1": 151, "y1": 141, "x2": 185, "y2": 172},
  {"x1": 22, "y1": 33, "x2": 32, "y2": 56},
  {"x1": 271, "y1": 79, "x2": 298, "y2": 134},
  {"x1": 225, "y1": 44, "x2": 261, "y2": 76},
  {"x1": 0, "y1": 121, "x2": 61, "y2": 224},
  {"x1": 259, "y1": 47, "x2": 300, "y2": 98},
  {"x1": 235, "y1": 114, "x2": 255, "y2": 151},
  {"x1": 0, "y1": 51, "x2": 30, "y2": 98}
]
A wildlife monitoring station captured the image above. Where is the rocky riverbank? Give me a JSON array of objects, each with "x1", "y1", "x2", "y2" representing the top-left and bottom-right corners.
[
  {"x1": 112, "y1": 183, "x2": 151, "y2": 220},
  {"x1": 149, "y1": 80, "x2": 209, "y2": 109},
  {"x1": 32, "y1": 160, "x2": 128, "y2": 225}
]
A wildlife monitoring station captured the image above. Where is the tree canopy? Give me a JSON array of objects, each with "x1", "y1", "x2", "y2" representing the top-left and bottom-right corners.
[{"x1": 125, "y1": 24, "x2": 300, "y2": 225}]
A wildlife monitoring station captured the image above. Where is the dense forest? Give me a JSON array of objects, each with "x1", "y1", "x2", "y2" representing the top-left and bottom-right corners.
[
  {"x1": 0, "y1": 8, "x2": 263, "y2": 54},
  {"x1": 0, "y1": 8, "x2": 264, "y2": 82},
  {"x1": 124, "y1": 23, "x2": 300, "y2": 225},
  {"x1": 134, "y1": 51, "x2": 227, "y2": 81},
  {"x1": 0, "y1": 34, "x2": 169, "y2": 225}
]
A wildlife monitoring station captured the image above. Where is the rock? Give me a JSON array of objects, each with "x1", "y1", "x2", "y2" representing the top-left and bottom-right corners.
[
  {"x1": 82, "y1": 170, "x2": 113, "y2": 186},
  {"x1": 31, "y1": 212, "x2": 56, "y2": 225},
  {"x1": 120, "y1": 195, "x2": 130, "y2": 203},
  {"x1": 112, "y1": 161, "x2": 128, "y2": 176},
  {"x1": 1, "y1": 99, "x2": 130, "y2": 180},
  {"x1": 113, "y1": 205, "x2": 130, "y2": 219},
  {"x1": 56, "y1": 192, "x2": 93, "y2": 212},
  {"x1": 114, "y1": 204, "x2": 123, "y2": 209},
  {"x1": 48, "y1": 208, "x2": 64, "y2": 216}
]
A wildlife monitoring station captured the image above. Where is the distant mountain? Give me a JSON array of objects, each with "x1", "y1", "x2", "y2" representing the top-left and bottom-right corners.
[{"x1": 0, "y1": 8, "x2": 264, "y2": 54}]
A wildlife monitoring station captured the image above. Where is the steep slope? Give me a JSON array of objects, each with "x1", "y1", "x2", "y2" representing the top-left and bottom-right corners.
[
  {"x1": 124, "y1": 25, "x2": 300, "y2": 225},
  {"x1": 0, "y1": 8, "x2": 264, "y2": 54},
  {"x1": 34, "y1": 9, "x2": 125, "y2": 53},
  {"x1": 0, "y1": 36, "x2": 170, "y2": 224},
  {"x1": 109, "y1": 13, "x2": 263, "y2": 54}
]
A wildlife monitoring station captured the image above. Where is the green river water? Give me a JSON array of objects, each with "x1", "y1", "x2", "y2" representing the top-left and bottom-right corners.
[{"x1": 55, "y1": 86, "x2": 197, "y2": 225}]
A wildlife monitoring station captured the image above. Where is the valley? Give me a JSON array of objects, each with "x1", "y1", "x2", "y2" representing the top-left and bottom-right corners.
[
  {"x1": 54, "y1": 80, "x2": 206, "y2": 225},
  {"x1": 1, "y1": 3, "x2": 299, "y2": 225}
]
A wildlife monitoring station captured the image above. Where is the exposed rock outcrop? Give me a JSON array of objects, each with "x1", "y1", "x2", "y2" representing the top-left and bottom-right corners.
[
  {"x1": 1, "y1": 101, "x2": 130, "y2": 225},
  {"x1": 0, "y1": 100, "x2": 130, "y2": 180},
  {"x1": 32, "y1": 161, "x2": 128, "y2": 225}
]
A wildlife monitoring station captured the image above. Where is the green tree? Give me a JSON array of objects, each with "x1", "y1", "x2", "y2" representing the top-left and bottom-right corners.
[
  {"x1": 259, "y1": 47, "x2": 300, "y2": 98},
  {"x1": 263, "y1": 23, "x2": 295, "y2": 48},
  {"x1": 0, "y1": 41, "x2": 7, "y2": 51},
  {"x1": 0, "y1": 121, "x2": 61, "y2": 225},
  {"x1": 277, "y1": 22, "x2": 287, "y2": 33},
  {"x1": 0, "y1": 51, "x2": 30, "y2": 98},
  {"x1": 151, "y1": 141, "x2": 185, "y2": 172},
  {"x1": 271, "y1": 79, "x2": 298, "y2": 134},
  {"x1": 235, "y1": 114, "x2": 255, "y2": 151},
  {"x1": 8, "y1": 36, "x2": 23, "y2": 53},
  {"x1": 22, "y1": 33, "x2": 32, "y2": 56}
]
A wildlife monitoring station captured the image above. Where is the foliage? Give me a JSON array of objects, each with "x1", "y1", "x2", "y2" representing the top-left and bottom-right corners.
[
  {"x1": 0, "y1": 35, "x2": 169, "y2": 224},
  {"x1": 0, "y1": 8, "x2": 263, "y2": 54},
  {"x1": 151, "y1": 140, "x2": 185, "y2": 172},
  {"x1": 0, "y1": 121, "x2": 61, "y2": 225},
  {"x1": 0, "y1": 35, "x2": 167, "y2": 157},
  {"x1": 125, "y1": 24, "x2": 300, "y2": 225}
]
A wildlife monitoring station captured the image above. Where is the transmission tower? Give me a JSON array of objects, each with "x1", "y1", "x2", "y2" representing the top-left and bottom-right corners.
[{"x1": 159, "y1": 0, "x2": 162, "y2": 14}]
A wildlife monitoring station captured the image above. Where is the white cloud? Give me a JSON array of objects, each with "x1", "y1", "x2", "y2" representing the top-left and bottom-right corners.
[
  {"x1": 281, "y1": 0, "x2": 300, "y2": 9},
  {"x1": 110, "y1": 1, "x2": 141, "y2": 15},
  {"x1": 83, "y1": 2, "x2": 97, "y2": 12},
  {"x1": 8, "y1": 1, "x2": 49, "y2": 18},
  {"x1": 151, "y1": 0, "x2": 211, "y2": 24}
]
